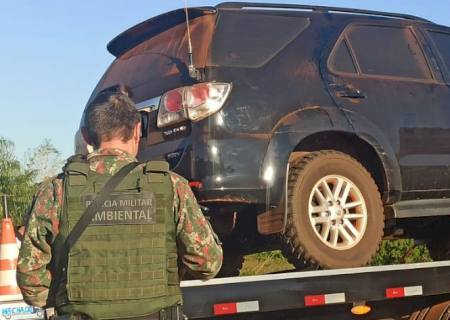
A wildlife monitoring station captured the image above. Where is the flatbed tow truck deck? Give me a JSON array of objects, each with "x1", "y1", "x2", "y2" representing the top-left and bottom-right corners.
[
  {"x1": 182, "y1": 261, "x2": 450, "y2": 319},
  {"x1": 0, "y1": 216, "x2": 446, "y2": 320},
  {"x1": 0, "y1": 262, "x2": 448, "y2": 320},
  {"x1": 0, "y1": 214, "x2": 447, "y2": 320}
]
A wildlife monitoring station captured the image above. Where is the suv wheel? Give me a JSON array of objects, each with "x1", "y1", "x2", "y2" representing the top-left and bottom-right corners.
[{"x1": 283, "y1": 150, "x2": 384, "y2": 269}]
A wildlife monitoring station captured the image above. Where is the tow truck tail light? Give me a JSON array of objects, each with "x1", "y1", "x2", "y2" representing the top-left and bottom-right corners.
[
  {"x1": 351, "y1": 304, "x2": 371, "y2": 315},
  {"x1": 157, "y1": 82, "x2": 232, "y2": 128}
]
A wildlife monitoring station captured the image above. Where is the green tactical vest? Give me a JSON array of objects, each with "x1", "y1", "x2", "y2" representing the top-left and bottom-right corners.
[{"x1": 52, "y1": 156, "x2": 182, "y2": 319}]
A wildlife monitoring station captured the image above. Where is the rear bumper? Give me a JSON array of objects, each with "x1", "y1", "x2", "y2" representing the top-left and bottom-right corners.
[
  {"x1": 138, "y1": 121, "x2": 279, "y2": 207},
  {"x1": 183, "y1": 137, "x2": 271, "y2": 205}
]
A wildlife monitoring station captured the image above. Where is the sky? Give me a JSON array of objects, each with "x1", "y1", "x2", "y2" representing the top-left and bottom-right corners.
[{"x1": 1, "y1": 1, "x2": 449, "y2": 160}]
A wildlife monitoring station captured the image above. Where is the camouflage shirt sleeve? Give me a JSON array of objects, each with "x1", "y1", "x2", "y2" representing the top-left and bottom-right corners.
[
  {"x1": 17, "y1": 177, "x2": 63, "y2": 307},
  {"x1": 171, "y1": 173, "x2": 223, "y2": 279}
]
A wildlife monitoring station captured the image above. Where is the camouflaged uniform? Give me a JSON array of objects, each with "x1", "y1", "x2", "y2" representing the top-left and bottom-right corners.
[{"x1": 17, "y1": 148, "x2": 223, "y2": 308}]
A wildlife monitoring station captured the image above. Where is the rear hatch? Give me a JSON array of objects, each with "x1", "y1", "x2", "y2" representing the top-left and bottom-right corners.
[
  {"x1": 84, "y1": 7, "x2": 310, "y2": 173},
  {"x1": 83, "y1": 8, "x2": 217, "y2": 168},
  {"x1": 90, "y1": 8, "x2": 216, "y2": 103}
]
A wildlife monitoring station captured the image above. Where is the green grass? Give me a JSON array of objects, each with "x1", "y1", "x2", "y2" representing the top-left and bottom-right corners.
[
  {"x1": 239, "y1": 239, "x2": 433, "y2": 276},
  {"x1": 240, "y1": 250, "x2": 294, "y2": 276}
]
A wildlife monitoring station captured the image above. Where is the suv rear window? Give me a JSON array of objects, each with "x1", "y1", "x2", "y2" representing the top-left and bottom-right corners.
[
  {"x1": 89, "y1": 14, "x2": 215, "y2": 103},
  {"x1": 429, "y1": 31, "x2": 450, "y2": 75},
  {"x1": 330, "y1": 25, "x2": 432, "y2": 80},
  {"x1": 209, "y1": 12, "x2": 310, "y2": 68}
]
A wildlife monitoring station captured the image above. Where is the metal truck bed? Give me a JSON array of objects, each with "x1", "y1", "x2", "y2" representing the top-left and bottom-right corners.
[{"x1": 181, "y1": 261, "x2": 450, "y2": 319}]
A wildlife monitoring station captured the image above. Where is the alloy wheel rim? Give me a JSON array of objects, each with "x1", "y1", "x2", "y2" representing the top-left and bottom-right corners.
[{"x1": 307, "y1": 175, "x2": 368, "y2": 250}]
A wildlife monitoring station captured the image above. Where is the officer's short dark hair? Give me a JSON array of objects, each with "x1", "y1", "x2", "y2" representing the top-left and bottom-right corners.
[{"x1": 84, "y1": 90, "x2": 140, "y2": 149}]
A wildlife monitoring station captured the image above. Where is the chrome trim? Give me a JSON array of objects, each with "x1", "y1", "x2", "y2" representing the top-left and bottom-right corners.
[{"x1": 135, "y1": 96, "x2": 161, "y2": 112}]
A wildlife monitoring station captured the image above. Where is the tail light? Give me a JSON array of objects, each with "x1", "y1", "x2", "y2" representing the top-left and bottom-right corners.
[{"x1": 157, "y1": 82, "x2": 231, "y2": 128}]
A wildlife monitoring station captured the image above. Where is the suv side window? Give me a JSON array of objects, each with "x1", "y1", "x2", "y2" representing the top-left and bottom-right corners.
[
  {"x1": 428, "y1": 31, "x2": 450, "y2": 75},
  {"x1": 330, "y1": 25, "x2": 432, "y2": 80},
  {"x1": 329, "y1": 39, "x2": 357, "y2": 74}
]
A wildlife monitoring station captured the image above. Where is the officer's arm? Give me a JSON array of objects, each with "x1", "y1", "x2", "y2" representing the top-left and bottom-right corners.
[
  {"x1": 17, "y1": 178, "x2": 63, "y2": 307},
  {"x1": 170, "y1": 173, "x2": 223, "y2": 280}
]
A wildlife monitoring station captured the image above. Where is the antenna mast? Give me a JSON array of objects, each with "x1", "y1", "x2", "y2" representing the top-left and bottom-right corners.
[{"x1": 184, "y1": 0, "x2": 198, "y2": 79}]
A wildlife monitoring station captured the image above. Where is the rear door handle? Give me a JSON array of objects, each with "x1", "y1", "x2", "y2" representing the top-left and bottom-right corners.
[{"x1": 337, "y1": 87, "x2": 366, "y2": 99}]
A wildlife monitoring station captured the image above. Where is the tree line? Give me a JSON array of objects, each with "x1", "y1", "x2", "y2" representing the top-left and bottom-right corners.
[{"x1": 0, "y1": 137, "x2": 63, "y2": 226}]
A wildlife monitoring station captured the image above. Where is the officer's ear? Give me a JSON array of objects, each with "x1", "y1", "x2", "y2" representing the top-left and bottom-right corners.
[
  {"x1": 81, "y1": 127, "x2": 91, "y2": 145},
  {"x1": 133, "y1": 121, "x2": 141, "y2": 143}
]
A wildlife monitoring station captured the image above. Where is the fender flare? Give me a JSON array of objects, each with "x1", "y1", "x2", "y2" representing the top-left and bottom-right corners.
[
  {"x1": 260, "y1": 106, "x2": 349, "y2": 209},
  {"x1": 258, "y1": 106, "x2": 401, "y2": 233},
  {"x1": 341, "y1": 108, "x2": 402, "y2": 199}
]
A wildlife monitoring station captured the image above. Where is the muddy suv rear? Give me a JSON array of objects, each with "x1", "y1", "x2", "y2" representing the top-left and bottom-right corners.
[{"x1": 80, "y1": 3, "x2": 450, "y2": 275}]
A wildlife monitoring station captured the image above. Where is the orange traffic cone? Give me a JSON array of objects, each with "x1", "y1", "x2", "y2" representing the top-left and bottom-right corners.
[{"x1": 0, "y1": 218, "x2": 23, "y2": 301}]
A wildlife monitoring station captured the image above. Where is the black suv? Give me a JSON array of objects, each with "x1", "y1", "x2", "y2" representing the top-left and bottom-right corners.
[{"x1": 77, "y1": 2, "x2": 450, "y2": 274}]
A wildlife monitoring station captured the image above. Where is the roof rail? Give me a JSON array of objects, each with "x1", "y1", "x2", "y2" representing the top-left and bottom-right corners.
[{"x1": 217, "y1": 2, "x2": 432, "y2": 23}]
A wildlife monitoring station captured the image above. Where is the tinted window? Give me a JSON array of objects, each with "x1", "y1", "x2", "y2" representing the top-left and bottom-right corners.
[
  {"x1": 347, "y1": 25, "x2": 431, "y2": 79},
  {"x1": 429, "y1": 31, "x2": 450, "y2": 73},
  {"x1": 330, "y1": 39, "x2": 357, "y2": 74},
  {"x1": 88, "y1": 14, "x2": 215, "y2": 104},
  {"x1": 210, "y1": 13, "x2": 310, "y2": 68}
]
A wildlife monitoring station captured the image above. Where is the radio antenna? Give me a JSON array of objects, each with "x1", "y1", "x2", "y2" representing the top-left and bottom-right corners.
[{"x1": 184, "y1": 0, "x2": 198, "y2": 79}]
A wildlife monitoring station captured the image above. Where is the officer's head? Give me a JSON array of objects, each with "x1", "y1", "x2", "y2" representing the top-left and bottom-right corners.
[{"x1": 82, "y1": 90, "x2": 141, "y2": 156}]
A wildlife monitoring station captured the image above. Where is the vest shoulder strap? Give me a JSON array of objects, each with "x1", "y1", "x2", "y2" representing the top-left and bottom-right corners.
[{"x1": 64, "y1": 155, "x2": 89, "y2": 176}]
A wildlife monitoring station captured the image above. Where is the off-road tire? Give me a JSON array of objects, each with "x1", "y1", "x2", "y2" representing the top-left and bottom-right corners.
[
  {"x1": 282, "y1": 150, "x2": 385, "y2": 269},
  {"x1": 409, "y1": 300, "x2": 450, "y2": 320},
  {"x1": 281, "y1": 244, "x2": 319, "y2": 271}
]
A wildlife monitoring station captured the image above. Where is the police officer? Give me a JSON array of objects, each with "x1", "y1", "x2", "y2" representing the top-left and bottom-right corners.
[{"x1": 17, "y1": 92, "x2": 223, "y2": 319}]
